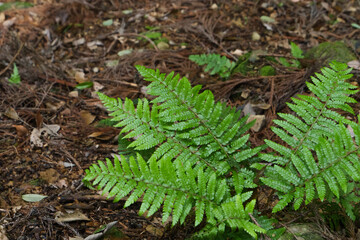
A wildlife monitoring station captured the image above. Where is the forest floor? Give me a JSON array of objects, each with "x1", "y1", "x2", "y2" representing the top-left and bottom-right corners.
[{"x1": 1, "y1": 0, "x2": 360, "y2": 239}]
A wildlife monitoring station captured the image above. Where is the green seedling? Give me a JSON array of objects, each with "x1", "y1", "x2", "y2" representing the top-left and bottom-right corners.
[{"x1": 8, "y1": 63, "x2": 21, "y2": 84}]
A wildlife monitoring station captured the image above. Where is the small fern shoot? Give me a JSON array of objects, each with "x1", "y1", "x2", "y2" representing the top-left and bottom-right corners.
[{"x1": 189, "y1": 53, "x2": 236, "y2": 78}]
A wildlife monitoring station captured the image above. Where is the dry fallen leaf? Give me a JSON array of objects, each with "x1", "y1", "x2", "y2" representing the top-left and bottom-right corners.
[
  {"x1": 30, "y1": 128, "x2": 43, "y2": 147},
  {"x1": 252, "y1": 103, "x2": 271, "y2": 110},
  {"x1": 75, "y1": 71, "x2": 86, "y2": 83},
  {"x1": 88, "y1": 131, "x2": 105, "y2": 138},
  {"x1": 87, "y1": 40, "x2": 103, "y2": 50},
  {"x1": 60, "y1": 108, "x2": 71, "y2": 115},
  {"x1": 3, "y1": 17, "x2": 16, "y2": 29},
  {"x1": 93, "y1": 81, "x2": 104, "y2": 91},
  {"x1": 69, "y1": 91, "x2": 79, "y2": 98},
  {"x1": 55, "y1": 209, "x2": 90, "y2": 223},
  {"x1": 43, "y1": 124, "x2": 61, "y2": 136},
  {"x1": 45, "y1": 101, "x2": 65, "y2": 111},
  {"x1": 88, "y1": 129, "x2": 115, "y2": 140},
  {"x1": 0, "y1": 12, "x2": 5, "y2": 23},
  {"x1": 347, "y1": 124, "x2": 355, "y2": 138},
  {"x1": 72, "y1": 38, "x2": 85, "y2": 46},
  {"x1": 4, "y1": 107, "x2": 19, "y2": 120},
  {"x1": 69, "y1": 237, "x2": 84, "y2": 240},
  {"x1": 30, "y1": 124, "x2": 60, "y2": 148},
  {"x1": 231, "y1": 49, "x2": 246, "y2": 56},
  {"x1": 12, "y1": 125, "x2": 28, "y2": 139},
  {"x1": 247, "y1": 115, "x2": 266, "y2": 132},
  {"x1": 80, "y1": 110, "x2": 96, "y2": 125},
  {"x1": 241, "y1": 89, "x2": 251, "y2": 99},
  {"x1": 56, "y1": 179, "x2": 68, "y2": 188},
  {"x1": 348, "y1": 60, "x2": 360, "y2": 70}
]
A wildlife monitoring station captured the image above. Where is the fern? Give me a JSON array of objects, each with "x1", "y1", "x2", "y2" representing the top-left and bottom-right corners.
[
  {"x1": 85, "y1": 61, "x2": 360, "y2": 238},
  {"x1": 260, "y1": 61, "x2": 360, "y2": 218},
  {"x1": 85, "y1": 65, "x2": 263, "y2": 238},
  {"x1": 189, "y1": 53, "x2": 236, "y2": 78}
]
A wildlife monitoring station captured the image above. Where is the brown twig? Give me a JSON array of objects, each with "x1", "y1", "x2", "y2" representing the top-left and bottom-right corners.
[
  {"x1": 39, "y1": 75, "x2": 77, "y2": 87},
  {"x1": 60, "y1": 149, "x2": 84, "y2": 174},
  {"x1": 0, "y1": 41, "x2": 24, "y2": 76}
]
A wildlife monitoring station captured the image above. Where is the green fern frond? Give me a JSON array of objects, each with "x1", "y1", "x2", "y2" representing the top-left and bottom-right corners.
[
  {"x1": 84, "y1": 153, "x2": 263, "y2": 235},
  {"x1": 107, "y1": 65, "x2": 259, "y2": 175},
  {"x1": 90, "y1": 69, "x2": 264, "y2": 236},
  {"x1": 264, "y1": 123, "x2": 360, "y2": 212},
  {"x1": 189, "y1": 53, "x2": 235, "y2": 78},
  {"x1": 260, "y1": 61, "x2": 360, "y2": 213}
]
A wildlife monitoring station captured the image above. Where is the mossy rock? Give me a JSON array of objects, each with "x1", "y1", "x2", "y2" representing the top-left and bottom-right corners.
[
  {"x1": 305, "y1": 41, "x2": 356, "y2": 65},
  {"x1": 278, "y1": 223, "x2": 324, "y2": 240}
]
